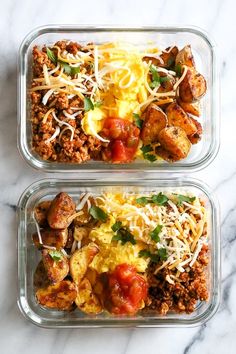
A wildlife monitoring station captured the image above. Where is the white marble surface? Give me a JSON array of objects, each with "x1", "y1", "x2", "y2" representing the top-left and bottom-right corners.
[{"x1": 0, "y1": 0, "x2": 235, "y2": 353}]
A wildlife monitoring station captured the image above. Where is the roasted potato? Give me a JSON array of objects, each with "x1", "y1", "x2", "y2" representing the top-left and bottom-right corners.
[
  {"x1": 73, "y1": 226, "x2": 90, "y2": 241},
  {"x1": 33, "y1": 261, "x2": 50, "y2": 289},
  {"x1": 36, "y1": 280, "x2": 77, "y2": 310},
  {"x1": 177, "y1": 99, "x2": 200, "y2": 117},
  {"x1": 75, "y1": 278, "x2": 103, "y2": 314},
  {"x1": 141, "y1": 104, "x2": 167, "y2": 145},
  {"x1": 157, "y1": 126, "x2": 191, "y2": 161},
  {"x1": 157, "y1": 73, "x2": 175, "y2": 94},
  {"x1": 65, "y1": 228, "x2": 74, "y2": 249},
  {"x1": 188, "y1": 117, "x2": 203, "y2": 144},
  {"x1": 47, "y1": 192, "x2": 76, "y2": 229},
  {"x1": 32, "y1": 228, "x2": 68, "y2": 249},
  {"x1": 42, "y1": 249, "x2": 69, "y2": 283},
  {"x1": 70, "y1": 243, "x2": 99, "y2": 285},
  {"x1": 34, "y1": 201, "x2": 51, "y2": 227},
  {"x1": 145, "y1": 46, "x2": 178, "y2": 69},
  {"x1": 73, "y1": 197, "x2": 94, "y2": 226},
  {"x1": 179, "y1": 68, "x2": 207, "y2": 103},
  {"x1": 166, "y1": 102, "x2": 197, "y2": 136},
  {"x1": 85, "y1": 268, "x2": 98, "y2": 286},
  {"x1": 175, "y1": 45, "x2": 195, "y2": 68}
]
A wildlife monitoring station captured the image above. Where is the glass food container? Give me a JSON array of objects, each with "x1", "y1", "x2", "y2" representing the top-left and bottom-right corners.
[
  {"x1": 17, "y1": 177, "x2": 220, "y2": 328},
  {"x1": 17, "y1": 25, "x2": 219, "y2": 173}
]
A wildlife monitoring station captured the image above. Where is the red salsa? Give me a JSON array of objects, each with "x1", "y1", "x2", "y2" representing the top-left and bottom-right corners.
[
  {"x1": 102, "y1": 118, "x2": 140, "y2": 163},
  {"x1": 106, "y1": 263, "x2": 147, "y2": 315}
]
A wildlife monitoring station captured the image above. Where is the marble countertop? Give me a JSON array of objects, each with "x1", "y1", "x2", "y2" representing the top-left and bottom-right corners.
[{"x1": 0, "y1": 0, "x2": 235, "y2": 353}]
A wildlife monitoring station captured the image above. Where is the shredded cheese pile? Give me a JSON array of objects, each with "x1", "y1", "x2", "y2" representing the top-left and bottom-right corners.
[
  {"x1": 31, "y1": 41, "x2": 188, "y2": 144},
  {"x1": 92, "y1": 191, "x2": 208, "y2": 280}
]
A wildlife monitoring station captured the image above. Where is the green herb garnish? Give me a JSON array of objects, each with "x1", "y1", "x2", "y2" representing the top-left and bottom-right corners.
[
  {"x1": 141, "y1": 145, "x2": 153, "y2": 154},
  {"x1": 46, "y1": 48, "x2": 57, "y2": 64},
  {"x1": 150, "y1": 225, "x2": 163, "y2": 242},
  {"x1": 133, "y1": 113, "x2": 143, "y2": 129},
  {"x1": 140, "y1": 145, "x2": 157, "y2": 162},
  {"x1": 84, "y1": 97, "x2": 94, "y2": 112},
  {"x1": 138, "y1": 249, "x2": 152, "y2": 258},
  {"x1": 158, "y1": 248, "x2": 168, "y2": 261},
  {"x1": 89, "y1": 205, "x2": 108, "y2": 222},
  {"x1": 149, "y1": 64, "x2": 169, "y2": 88},
  {"x1": 151, "y1": 192, "x2": 169, "y2": 206},
  {"x1": 111, "y1": 221, "x2": 122, "y2": 232},
  {"x1": 70, "y1": 66, "x2": 81, "y2": 76},
  {"x1": 46, "y1": 47, "x2": 80, "y2": 76},
  {"x1": 136, "y1": 192, "x2": 169, "y2": 206},
  {"x1": 175, "y1": 194, "x2": 196, "y2": 206},
  {"x1": 175, "y1": 64, "x2": 182, "y2": 77},
  {"x1": 138, "y1": 249, "x2": 165, "y2": 263},
  {"x1": 94, "y1": 100, "x2": 103, "y2": 108},
  {"x1": 112, "y1": 223, "x2": 136, "y2": 245},
  {"x1": 136, "y1": 196, "x2": 149, "y2": 205},
  {"x1": 49, "y1": 250, "x2": 62, "y2": 262},
  {"x1": 167, "y1": 57, "x2": 175, "y2": 68},
  {"x1": 144, "y1": 154, "x2": 157, "y2": 162}
]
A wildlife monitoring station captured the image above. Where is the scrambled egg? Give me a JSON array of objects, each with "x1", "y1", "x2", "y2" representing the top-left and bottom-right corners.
[
  {"x1": 81, "y1": 42, "x2": 149, "y2": 136},
  {"x1": 89, "y1": 215, "x2": 148, "y2": 274}
]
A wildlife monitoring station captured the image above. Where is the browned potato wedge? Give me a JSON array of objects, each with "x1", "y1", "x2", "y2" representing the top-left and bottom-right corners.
[
  {"x1": 33, "y1": 261, "x2": 50, "y2": 289},
  {"x1": 73, "y1": 226, "x2": 91, "y2": 241},
  {"x1": 34, "y1": 201, "x2": 51, "y2": 226},
  {"x1": 85, "y1": 268, "x2": 98, "y2": 286},
  {"x1": 65, "y1": 228, "x2": 74, "y2": 249},
  {"x1": 42, "y1": 249, "x2": 69, "y2": 283},
  {"x1": 75, "y1": 278, "x2": 103, "y2": 314},
  {"x1": 141, "y1": 104, "x2": 167, "y2": 145},
  {"x1": 166, "y1": 102, "x2": 197, "y2": 136},
  {"x1": 188, "y1": 117, "x2": 203, "y2": 144},
  {"x1": 73, "y1": 197, "x2": 94, "y2": 226},
  {"x1": 175, "y1": 45, "x2": 195, "y2": 68},
  {"x1": 47, "y1": 192, "x2": 76, "y2": 229},
  {"x1": 157, "y1": 126, "x2": 191, "y2": 161},
  {"x1": 157, "y1": 73, "x2": 175, "y2": 94},
  {"x1": 145, "y1": 46, "x2": 178, "y2": 69},
  {"x1": 32, "y1": 228, "x2": 68, "y2": 249},
  {"x1": 179, "y1": 68, "x2": 207, "y2": 103},
  {"x1": 36, "y1": 280, "x2": 77, "y2": 310},
  {"x1": 70, "y1": 243, "x2": 99, "y2": 285},
  {"x1": 177, "y1": 99, "x2": 200, "y2": 117}
]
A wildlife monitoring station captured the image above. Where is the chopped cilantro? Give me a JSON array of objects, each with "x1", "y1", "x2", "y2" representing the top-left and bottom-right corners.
[
  {"x1": 144, "y1": 154, "x2": 157, "y2": 162},
  {"x1": 111, "y1": 221, "x2": 122, "y2": 232},
  {"x1": 89, "y1": 205, "x2": 108, "y2": 222},
  {"x1": 84, "y1": 97, "x2": 94, "y2": 112},
  {"x1": 151, "y1": 192, "x2": 169, "y2": 206},
  {"x1": 150, "y1": 225, "x2": 163, "y2": 242},
  {"x1": 133, "y1": 113, "x2": 143, "y2": 129},
  {"x1": 46, "y1": 48, "x2": 57, "y2": 64},
  {"x1": 49, "y1": 250, "x2": 62, "y2": 262},
  {"x1": 141, "y1": 145, "x2": 153, "y2": 154},
  {"x1": 175, "y1": 194, "x2": 196, "y2": 206},
  {"x1": 138, "y1": 249, "x2": 151, "y2": 258},
  {"x1": 112, "y1": 224, "x2": 136, "y2": 245},
  {"x1": 136, "y1": 196, "x2": 149, "y2": 205},
  {"x1": 175, "y1": 64, "x2": 182, "y2": 77},
  {"x1": 158, "y1": 248, "x2": 168, "y2": 261},
  {"x1": 136, "y1": 192, "x2": 168, "y2": 206}
]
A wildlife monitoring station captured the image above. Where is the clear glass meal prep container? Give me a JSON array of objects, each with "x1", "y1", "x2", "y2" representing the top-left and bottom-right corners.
[
  {"x1": 17, "y1": 25, "x2": 219, "y2": 173},
  {"x1": 17, "y1": 177, "x2": 220, "y2": 328}
]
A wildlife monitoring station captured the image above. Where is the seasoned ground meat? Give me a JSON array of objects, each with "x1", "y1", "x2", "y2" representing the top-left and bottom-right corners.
[
  {"x1": 31, "y1": 43, "x2": 107, "y2": 163},
  {"x1": 144, "y1": 244, "x2": 209, "y2": 315}
]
